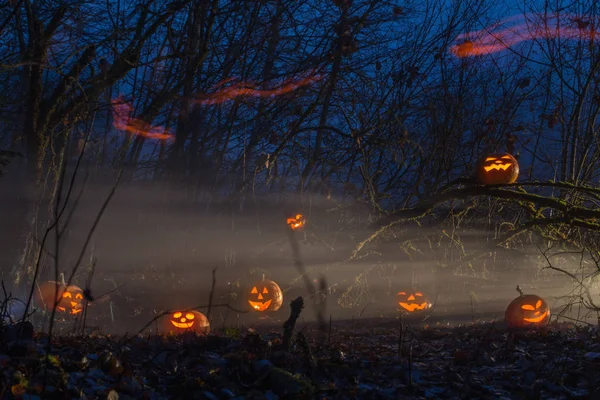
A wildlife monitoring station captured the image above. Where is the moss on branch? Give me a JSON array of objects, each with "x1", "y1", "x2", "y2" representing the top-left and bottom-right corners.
[
  {"x1": 379, "y1": 183, "x2": 600, "y2": 228},
  {"x1": 352, "y1": 181, "x2": 600, "y2": 260}
]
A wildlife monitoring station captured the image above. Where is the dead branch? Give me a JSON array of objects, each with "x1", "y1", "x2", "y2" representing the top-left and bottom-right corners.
[{"x1": 282, "y1": 297, "x2": 304, "y2": 351}]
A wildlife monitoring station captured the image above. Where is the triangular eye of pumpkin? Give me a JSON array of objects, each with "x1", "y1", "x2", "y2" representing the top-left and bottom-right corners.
[
  {"x1": 535, "y1": 300, "x2": 542, "y2": 309},
  {"x1": 521, "y1": 304, "x2": 535, "y2": 310},
  {"x1": 174, "y1": 312, "x2": 182, "y2": 318},
  {"x1": 251, "y1": 287, "x2": 258, "y2": 294},
  {"x1": 262, "y1": 287, "x2": 268, "y2": 294}
]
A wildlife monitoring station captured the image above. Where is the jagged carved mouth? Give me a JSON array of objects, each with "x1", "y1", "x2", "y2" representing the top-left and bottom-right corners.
[
  {"x1": 248, "y1": 300, "x2": 272, "y2": 311},
  {"x1": 56, "y1": 304, "x2": 83, "y2": 315},
  {"x1": 398, "y1": 302, "x2": 428, "y2": 312},
  {"x1": 484, "y1": 163, "x2": 511, "y2": 172}
]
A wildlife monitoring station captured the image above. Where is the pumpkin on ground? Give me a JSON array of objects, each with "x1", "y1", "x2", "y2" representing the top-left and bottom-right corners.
[
  {"x1": 162, "y1": 310, "x2": 210, "y2": 335},
  {"x1": 505, "y1": 294, "x2": 550, "y2": 328},
  {"x1": 36, "y1": 281, "x2": 85, "y2": 315},
  {"x1": 286, "y1": 214, "x2": 306, "y2": 230},
  {"x1": 247, "y1": 279, "x2": 283, "y2": 312},
  {"x1": 475, "y1": 152, "x2": 519, "y2": 185},
  {"x1": 396, "y1": 290, "x2": 432, "y2": 314}
]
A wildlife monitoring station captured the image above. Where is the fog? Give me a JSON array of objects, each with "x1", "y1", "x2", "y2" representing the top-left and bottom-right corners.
[{"x1": 0, "y1": 166, "x2": 594, "y2": 334}]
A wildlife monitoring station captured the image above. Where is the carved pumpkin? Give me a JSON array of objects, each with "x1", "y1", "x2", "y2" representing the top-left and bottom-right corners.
[
  {"x1": 286, "y1": 214, "x2": 306, "y2": 230},
  {"x1": 247, "y1": 279, "x2": 283, "y2": 312},
  {"x1": 36, "y1": 281, "x2": 84, "y2": 315},
  {"x1": 475, "y1": 152, "x2": 519, "y2": 185},
  {"x1": 505, "y1": 294, "x2": 550, "y2": 328},
  {"x1": 163, "y1": 310, "x2": 210, "y2": 335},
  {"x1": 397, "y1": 291, "x2": 431, "y2": 314}
]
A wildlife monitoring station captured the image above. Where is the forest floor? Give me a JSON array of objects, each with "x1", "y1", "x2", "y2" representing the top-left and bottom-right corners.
[
  {"x1": 2, "y1": 247, "x2": 594, "y2": 399},
  {"x1": 1, "y1": 315, "x2": 599, "y2": 400}
]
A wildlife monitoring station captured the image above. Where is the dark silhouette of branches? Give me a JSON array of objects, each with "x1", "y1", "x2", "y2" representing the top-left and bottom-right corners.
[{"x1": 354, "y1": 180, "x2": 600, "y2": 259}]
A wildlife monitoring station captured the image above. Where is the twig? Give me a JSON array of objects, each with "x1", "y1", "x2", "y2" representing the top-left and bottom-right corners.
[
  {"x1": 470, "y1": 294, "x2": 475, "y2": 324},
  {"x1": 43, "y1": 126, "x2": 77, "y2": 391},
  {"x1": 222, "y1": 282, "x2": 235, "y2": 331},
  {"x1": 397, "y1": 315, "x2": 403, "y2": 361},
  {"x1": 296, "y1": 331, "x2": 317, "y2": 374},
  {"x1": 45, "y1": 167, "x2": 124, "y2": 347},
  {"x1": 328, "y1": 314, "x2": 332, "y2": 345},
  {"x1": 407, "y1": 337, "x2": 414, "y2": 390},
  {"x1": 94, "y1": 283, "x2": 128, "y2": 302},
  {"x1": 552, "y1": 314, "x2": 594, "y2": 326},
  {"x1": 79, "y1": 255, "x2": 97, "y2": 336},
  {"x1": 285, "y1": 220, "x2": 327, "y2": 337},
  {"x1": 358, "y1": 301, "x2": 371, "y2": 319},
  {"x1": 20, "y1": 129, "x2": 91, "y2": 333},
  {"x1": 538, "y1": 245, "x2": 600, "y2": 310},
  {"x1": 206, "y1": 266, "x2": 218, "y2": 322},
  {"x1": 64, "y1": 167, "x2": 124, "y2": 289},
  {"x1": 282, "y1": 297, "x2": 304, "y2": 351},
  {"x1": 58, "y1": 169, "x2": 90, "y2": 237}
]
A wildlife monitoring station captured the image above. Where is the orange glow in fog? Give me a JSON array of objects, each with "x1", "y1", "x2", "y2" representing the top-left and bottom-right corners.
[
  {"x1": 194, "y1": 69, "x2": 324, "y2": 105},
  {"x1": 111, "y1": 96, "x2": 174, "y2": 141},
  {"x1": 451, "y1": 14, "x2": 599, "y2": 57},
  {"x1": 110, "y1": 69, "x2": 323, "y2": 142}
]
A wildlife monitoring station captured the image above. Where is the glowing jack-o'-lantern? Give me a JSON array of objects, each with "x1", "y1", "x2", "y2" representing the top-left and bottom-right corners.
[
  {"x1": 475, "y1": 152, "x2": 519, "y2": 185},
  {"x1": 397, "y1": 291, "x2": 431, "y2": 314},
  {"x1": 287, "y1": 214, "x2": 306, "y2": 230},
  {"x1": 36, "y1": 281, "x2": 85, "y2": 315},
  {"x1": 163, "y1": 310, "x2": 210, "y2": 335},
  {"x1": 247, "y1": 279, "x2": 283, "y2": 312},
  {"x1": 505, "y1": 294, "x2": 550, "y2": 328}
]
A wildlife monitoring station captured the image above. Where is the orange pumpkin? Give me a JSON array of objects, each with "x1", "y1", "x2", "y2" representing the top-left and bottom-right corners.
[
  {"x1": 505, "y1": 294, "x2": 550, "y2": 328},
  {"x1": 286, "y1": 214, "x2": 306, "y2": 230},
  {"x1": 396, "y1": 290, "x2": 431, "y2": 314},
  {"x1": 475, "y1": 152, "x2": 519, "y2": 185},
  {"x1": 163, "y1": 310, "x2": 210, "y2": 335},
  {"x1": 36, "y1": 281, "x2": 85, "y2": 315},
  {"x1": 247, "y1": 279, "x2": 283, "y2": 312}
]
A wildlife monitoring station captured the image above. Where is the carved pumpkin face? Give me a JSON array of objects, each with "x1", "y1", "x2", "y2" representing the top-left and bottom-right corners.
[
  {"x1": 164, "y1": 310, "x2": 210, "y2": 335},
  {"x1": 505, "y1": 294, "x2": 550, "y2": 328},
  {"x1": 247, "y1": 279, "x2": 283, "y2": 312},
  {"x1": 397, "y1": 291, "x2": 431, "y2": 313},
  {"x1": 59, "y1": 286, "x2": 84, "y2": 314},
  {"x1": 475, "y1": 152, "x2": 519, "y2": 185},
  {"x1": 286, "y1": 214, "x2": 306, "y2": 230},
  {"x1": 36, "y1": 281, "x2": 84, "y2": 315}
]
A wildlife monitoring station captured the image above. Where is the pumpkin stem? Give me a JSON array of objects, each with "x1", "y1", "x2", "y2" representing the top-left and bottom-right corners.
[
  {"x1": 516, "y1": 285, "x2": 524, "y2": 297},
  {"x1": 262, "y1": 273, "x2": 266, "y2": 282},
  {"x1": 59, "y1": 273, "x2": 66, "y2": 286}
]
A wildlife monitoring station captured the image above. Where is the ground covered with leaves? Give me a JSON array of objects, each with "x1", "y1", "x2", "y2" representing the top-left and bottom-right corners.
[{"x1": 1, "y1": 319, "x2": 599, "y2": 399}]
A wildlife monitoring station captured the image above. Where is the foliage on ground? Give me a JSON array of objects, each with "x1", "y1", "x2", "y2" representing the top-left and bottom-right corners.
[{"x1": 1, "y1": 319, "x2": 599, "y2": 399}]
